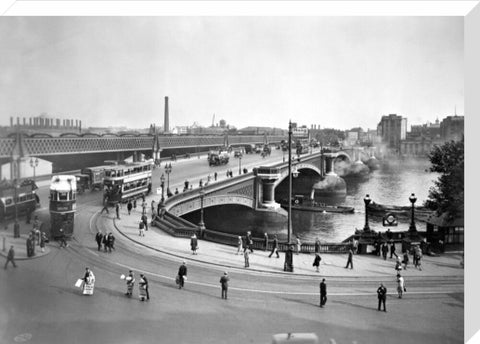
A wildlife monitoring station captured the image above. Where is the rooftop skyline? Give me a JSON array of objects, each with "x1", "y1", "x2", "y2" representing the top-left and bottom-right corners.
[{"x1": 0, "y1": 17, "x2": 464, "y2": 130}]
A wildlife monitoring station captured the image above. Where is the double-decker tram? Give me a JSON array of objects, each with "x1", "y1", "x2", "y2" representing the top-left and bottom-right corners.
[
  {"x1": 49, "y1": 175, "x2": 77, "y2": 239},
  {"x1": 0, "y1": 180, "x2": 39, "y2": 221},
  {"x1": 103, "y1": 161, "x2": 153, "y2": 204}
]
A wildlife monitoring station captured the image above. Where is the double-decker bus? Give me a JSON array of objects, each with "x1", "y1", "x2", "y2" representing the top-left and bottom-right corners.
[
  {"x1": 49, "y1": 175, "x2": 77, "y2": 239},
  {"x1": 0, "y1": 180, "x2": 39, "y2": 221},
  {"x1": 103, "y1": 161, "x2": 153, "y2": 204}
]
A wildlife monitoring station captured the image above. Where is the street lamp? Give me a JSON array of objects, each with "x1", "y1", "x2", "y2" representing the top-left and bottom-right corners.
[
  {"x1": 409, "y1": 193, "x2": 417, "y2": 232},
  {"x1": 160, "y1": 173, "x2": 165, "y2": 203},
  {"x1": 164, "y1": 163, "x2": 172, "y2": 196},
  {"x1": 363, "y1": 194, "x2": 371, "y2": 231},
  {"x1": 30, "y1": 157, "x2": 39, "y2": 183},
  {"x1": 198, "y1": 186, "x2": 206, "y2": 234}
]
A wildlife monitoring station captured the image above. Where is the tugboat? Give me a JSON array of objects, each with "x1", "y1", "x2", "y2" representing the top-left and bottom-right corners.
[{"x1": 280, "y1": 195, "x2": 354, "y2": 214}]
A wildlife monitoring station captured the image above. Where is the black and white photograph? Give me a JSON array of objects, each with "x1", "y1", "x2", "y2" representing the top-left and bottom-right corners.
[{"x1": 0, "y1": 2, "x2": 476, "y2": 344}]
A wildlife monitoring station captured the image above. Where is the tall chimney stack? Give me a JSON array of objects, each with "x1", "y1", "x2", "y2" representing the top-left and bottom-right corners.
[{"x1": 164, "y1": 96, "x2": 169, "y2": 133}]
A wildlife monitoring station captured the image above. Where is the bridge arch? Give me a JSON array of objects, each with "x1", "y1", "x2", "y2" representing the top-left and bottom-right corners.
[
  {"x1": 167, "y1": 194, "x2": 254, "y2": 217},
  {"x1": 273, "y1": 162, "x2": 321, "y2": 188}
]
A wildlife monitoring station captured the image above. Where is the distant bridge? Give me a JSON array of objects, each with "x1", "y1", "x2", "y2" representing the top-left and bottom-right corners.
[{"x1": 0, "y1": 133, "x2": 288, "y2": 159}]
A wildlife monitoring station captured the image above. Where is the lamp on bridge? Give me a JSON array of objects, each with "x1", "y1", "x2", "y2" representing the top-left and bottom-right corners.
[
  {"x1": 160, "y1": 173, "x2": 165, "y2": 204},
  {"x1": 408, "y1": 193, "x2": 417, "y2": 232},
  {"x1": 198, "y1": 186, "x2": 206, "y2": 237},
  {"x1": 165, "y1": 163, "x2": 172, "y2": 196},
  {"x1": 363, "y1": 194, "x2": 371, "y2": 231},
  {"x1": 30, "y1": 157, "x2": 39, "y2": 183}
]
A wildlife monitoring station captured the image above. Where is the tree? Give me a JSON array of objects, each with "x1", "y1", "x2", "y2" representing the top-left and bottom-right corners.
[{"x1": 424, "y1": 137, "x2": 464, "y2": 218}]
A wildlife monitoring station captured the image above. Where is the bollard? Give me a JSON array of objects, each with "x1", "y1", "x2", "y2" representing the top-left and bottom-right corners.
[{"x1": 2, "y1": 236, "x2": 5, "y2": 252}]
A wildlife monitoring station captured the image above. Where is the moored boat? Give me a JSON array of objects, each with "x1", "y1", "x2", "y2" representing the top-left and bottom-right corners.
[{"x1": 280, "y1": 195, "x2": 355, "y2": 214}]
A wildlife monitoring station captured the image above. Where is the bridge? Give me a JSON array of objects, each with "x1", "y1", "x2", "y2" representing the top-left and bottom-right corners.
[
  {"x1": 162, "y1": 149, "x2": 374, "y2": 217},
  {"x1": 0, "y1": 132, "x2": 287, "y2": 159}
]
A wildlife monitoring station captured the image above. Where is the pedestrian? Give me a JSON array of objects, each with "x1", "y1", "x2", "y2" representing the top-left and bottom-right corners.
[
  {"x1": 263, "y1": 233, "x2": 269, "y2": 251},
  {"x1": 82, "y1": 267, "x2": 95, "y2": 295},
  {"x1": 102, "y1": 233, "x2": 109, "y2": 252},
  {"x1": 268, "y1": 235, "x2": 280, "y2": 258},
  {"x1": 40, "y1": 232, "x2": 47, "y2": 253},
  {"x1": 177, "y1": 261, "x2": 187, "y2": 289},
  {"x1": 244, "y1": 249, "x2": 250, "y2": 268},
  {"x1": 125, "y1": 270, "x2": 135, "y2": 297},
  {"x1": 345, "y1": 248, "x2": 353, "y2": 269},
  {"x1": 190, "y1": 233, "x2": 198, "y2": 255},
  {"x1": 184, "y1": 180, "x2": 189, "y2": 190},
  {"x1": 115, "y1": 203, "x2": 120, "y2": 219},
  {"x1": 395, "y1": 256, "x2": 402, "y2": 272},
  {"x1": 214, "y1": 172, "x2": 218, "y2": 181},
  {"x1": 151, "y1": 200, "x2": 155, "y2": 215},
  {"x1": 133, "y1": 198, "x2": 137, "y2": 209},
  {"x1": 100, "y1": 203, "x2": 110, "y2": 214},
  {"x1": 397, "y1": 273, "x2": 405, "y2": 299},
  {"x1": 199, "y1": 179, "x2": 203, "y2": 187},
  {"x1": 313, "y1": 253, "x2": 321, "y2": 272},
  {"x1": 26, "y1": 233, "x2": 35, "y2": 257},
  {"x1": 34, "y1": 226, "x2": 41, "y2": 246},
  {"x1": 95, "y1": 231, "x2": 103, "y2": 251},
  {"x1": 390, "y1": 241, "x2": 397, "y2": 258},
  {"x1": 236, "y1": 236, "x2": 243, "y2": 255},
  {"x1": 319, "y1": 278, "x2": 327, "y2": 307},
  {"x1": 141, "y1": 214, "x2": 148, "y2": 231},
  {"x1": 377, "y1": 283, "x2": 387, "y2": 312},
  {"x1": 295, "y1": 236, "x2": 301, "y2": 254},
  {"x1": 139, "y1": 274, "x2": 149, "y2": 301},
  {"x1": 174, "y1": 188, "x2": 179, "y2": 195},
  {"x1": 142, "y1": 201, "x2": 147, "y2": 215},
  {"x1": 220, "y1": 272, "x2": 229, "y2": 299},
  {"x1": 381, "y1": 242, "x2": 389, "y2": 260},
  {"x1": 402, "y1": 251, "x2": 409, "y2": 270},
  {"x1": 4, "y1": 245, "x2": 16, "y2": 269},
  {"x1": 58, "y1": 228, "x2": 68, "y2": 248},
  {"x1": 314, "y1": 237, "x2": 321, "y2": 254},
  {"x1": 108, "y1": 233, "x2": 115, "y2": 252},
  {"x1": 139, "y1": 221, "x2": 145, "y2": 236},
  {"x1": 245, "y1": 231, "x2": 253, "y2": 253},
  {"x1": 127, "y1": 200, "x2": 133, "y2": 215}
]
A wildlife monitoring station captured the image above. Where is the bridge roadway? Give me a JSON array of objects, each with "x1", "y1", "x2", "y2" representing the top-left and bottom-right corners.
[{"x1": 0, "y1": 149, "x2": 464, "y2": 344}]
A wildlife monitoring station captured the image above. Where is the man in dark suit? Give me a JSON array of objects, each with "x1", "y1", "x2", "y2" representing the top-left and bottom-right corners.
[
  {"x1": 178, "y1": 261, "x2": 187, "y2": 289},
  {"x1": 377, "y1": 283, "x2": 387, "y2": 312},
  {"x1": 320, "y1": 279, "x2": 327, "y2": 307},
  {"x1": 95, "y1": 232, "x2": 103, "y2": 251}
]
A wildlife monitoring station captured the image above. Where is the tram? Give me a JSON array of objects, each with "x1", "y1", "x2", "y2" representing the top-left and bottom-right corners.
[
  {"x1": 49, "y1": 175, "x2": 77, "y2": 239},
  {"x1": 103, "y1": 161, "x2": 153, "y2": 204},
  {"x1": 0, "y1": 180, "x2": 39, "y2": 222}
]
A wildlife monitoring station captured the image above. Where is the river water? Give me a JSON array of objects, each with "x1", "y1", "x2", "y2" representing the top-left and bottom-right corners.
[{"x1": 184, "y1": 157, "x2": 439, "y2": 243}]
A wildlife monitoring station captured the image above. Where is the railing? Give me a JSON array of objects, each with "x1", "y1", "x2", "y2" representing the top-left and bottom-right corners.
[{"x1": 153, "y1": 212, "x2": 352, "y2": 253}]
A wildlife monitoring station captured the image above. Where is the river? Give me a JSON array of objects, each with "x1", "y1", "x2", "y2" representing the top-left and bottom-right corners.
[{"x1": 183, "y1": 157, "x2": 439, "y2": 243}]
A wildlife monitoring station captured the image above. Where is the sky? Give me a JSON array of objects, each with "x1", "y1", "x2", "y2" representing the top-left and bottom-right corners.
[{"x1": 0, "y1": 16, "x2": 464, "y2": 131}]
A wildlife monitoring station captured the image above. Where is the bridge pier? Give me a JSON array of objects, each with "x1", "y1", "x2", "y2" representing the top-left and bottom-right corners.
[{"x1": 255, "y1": 167, "x2": 282, "y2": 210}]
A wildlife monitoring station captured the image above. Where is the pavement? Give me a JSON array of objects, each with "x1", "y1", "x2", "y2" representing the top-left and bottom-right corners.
[
  {"x1": 0, "y1": 220, "x2": 51, "y2": 261},
  {"x1": 106, "y1": 202, "x2": 464, "y2": 279}
]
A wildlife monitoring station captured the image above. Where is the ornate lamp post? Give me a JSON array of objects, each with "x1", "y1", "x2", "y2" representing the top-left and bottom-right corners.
[
  {"x1": 198, "y1": 186, "x2": 206, "y2": 234},
  {"x1": 160, "y1": 173, "x2": 165, "y2": 203},
  {"x1": 284, "y1": 120, "x2": 299, "y2": 272},
  {"x1": 164, "y1": 163, "x2": 172, "y2": 196},
  {"x1": 363, "y1": 194, "x2": 371, "y2": 231},
  {"x1": 409, "y1": 193, "x2": 417, "y2": 232},
  {"x1": 30, "y1": 157, "x2": 39, "y2": 183}
]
